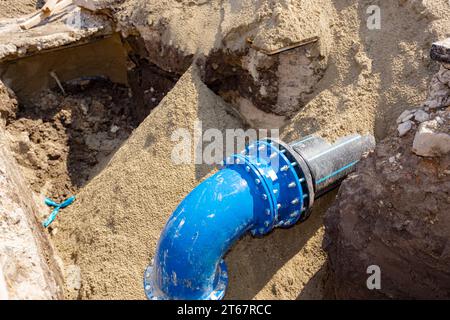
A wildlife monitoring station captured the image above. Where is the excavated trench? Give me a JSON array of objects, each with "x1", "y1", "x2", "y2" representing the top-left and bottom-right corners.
[
  {"x1": 3, "y1": 28, "x2": 326, "y2": 205},
  {"x1": 3, "y1": 33, "x2": 180, "y2": 206},
  {"x1": 2, "y1": 0, "x2": 450, "y2": 301}
]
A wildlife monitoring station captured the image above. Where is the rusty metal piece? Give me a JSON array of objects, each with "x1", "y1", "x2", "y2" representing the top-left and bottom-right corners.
[{"x1": 246, "y1": 36, "x2": 319, "y2": 56}]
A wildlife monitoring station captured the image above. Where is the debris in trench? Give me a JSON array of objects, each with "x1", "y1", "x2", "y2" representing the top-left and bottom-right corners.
[
  {"x1": 50, "y1": 71, "x2": 66, "y2": 95},
  {"x1": 397, "y1": 120, "x2": 412, "y2": 137},
  {"x1": 43, "y1": 196, "x2": 76, "y2": 228},
  {"x1": 246, "y1": 37, "x2": 320, "y2": 56},
  {"x1": 412, "y1": 118, "x2": 450, "y2": 157},
  {"x1": 430, "y1": 38, "x2": 450, "y2": 65},
  {"x1": 19, "y1": 0, "x2": 74, "y2": 30},
  {"x1": 5, "y1": 77, "x2": 170, "y2": 203},
  {"x1": 394, "y1": 63, "x2": 450, "y2": 157}
]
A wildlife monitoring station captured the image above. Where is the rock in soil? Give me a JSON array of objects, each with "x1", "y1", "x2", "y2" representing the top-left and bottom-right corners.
[
  {"x1": 397, "y1": 120, "x2": 413, "y2": 137},
  {"x1": 412, "y1": 119, "x2": 450, "y2": 157},
  {"x1": 5, "y1": 79, "x2": 142, "y2": 203},
  {"x1": 324, "y1": 132, "x2": 450, "y2": 299}
]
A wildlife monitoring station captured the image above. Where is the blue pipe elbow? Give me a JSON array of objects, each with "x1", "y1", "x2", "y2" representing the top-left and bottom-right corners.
[
  {"x1": 144, "y1": 134, "x2": 375, "y2": 300},
  {"x1": 144, "y1": 140, "x2": 311, "y2": 300},
  {"x1": 144, "y1": 168, "x2": 256, "y2": 300}
]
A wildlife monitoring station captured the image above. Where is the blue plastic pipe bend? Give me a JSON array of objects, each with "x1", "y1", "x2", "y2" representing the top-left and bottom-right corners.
[
  {"x1": 144, "y1": 134, "x2": 375, "y2": 300},
  {"x1": 144, "y1": 140, "x2": 309, "y2": 300},
  {"x1": 145, "y1": 167, "x2": 257, "y2": 300}
]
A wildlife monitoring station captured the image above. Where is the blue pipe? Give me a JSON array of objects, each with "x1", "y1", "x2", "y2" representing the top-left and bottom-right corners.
[
  {"x1": 146, "y1": 168, "x2": 256, "y2": 300},
  {"x1": 144, "y1": 134, "x2": 375, "y2": 300}
]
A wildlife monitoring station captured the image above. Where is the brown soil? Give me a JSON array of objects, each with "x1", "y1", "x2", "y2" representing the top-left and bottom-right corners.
[
  {"x1": 5, "y1": 71, "x2": 175, "y2": 222},
  {"x1": 0, "y1": 0, "x2": 38, "y2": 19},
  {"x1": 324, "y1": 126, "x2": 450, "y2": 299},
  {"x1": 6, "y1": 80, "x2": 137, "y2": 202}
]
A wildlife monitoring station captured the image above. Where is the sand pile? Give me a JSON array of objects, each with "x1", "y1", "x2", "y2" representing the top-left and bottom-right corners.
[
  {"x1": 52, "y1": 66, "x2": 247, "y2": 299},
  {"x1": 119, "y1": 0, "x2": 450, "y2": 139},
  {"x1": 121, "y1": 0, "x2": 332, "y2": 56}
]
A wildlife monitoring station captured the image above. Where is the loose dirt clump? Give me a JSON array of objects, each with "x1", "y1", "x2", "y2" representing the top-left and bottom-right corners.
[
  {"x1": 5, "y1": 80, "x2": 137, "y2": 203},
  {"x1": 5, "y1": 72, "x2": 176, "y2": 207},
  {"x1": 324, "y1": 130, "x2": 450, "y2": 299}
]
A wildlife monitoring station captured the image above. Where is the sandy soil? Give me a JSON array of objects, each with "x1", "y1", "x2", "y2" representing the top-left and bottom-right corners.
[
  {"x1": 10, "y1": 64, "x2": 331, "y2": 300},
  {"x1": 5, "y1": 81, "x2": 138, "y2": 202},
  {"x1": 0, "y1": 0, "x2": 38, "y2": 19},
  {"x1": 1, "y1": 0, "x2": 450, "y2": 300},
  {"x1": 283, "y1": 0, "x2": 450, "y2": 143}
]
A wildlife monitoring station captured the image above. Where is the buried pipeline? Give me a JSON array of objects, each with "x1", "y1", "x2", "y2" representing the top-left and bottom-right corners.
[{"x1": 144, "y1": 133, "x2": 375, "y2": 300}]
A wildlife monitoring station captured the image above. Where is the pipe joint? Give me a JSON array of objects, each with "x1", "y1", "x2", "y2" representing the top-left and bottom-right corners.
[{"x1": 144, "y1": 134, "x2": 375, "y2": 300}]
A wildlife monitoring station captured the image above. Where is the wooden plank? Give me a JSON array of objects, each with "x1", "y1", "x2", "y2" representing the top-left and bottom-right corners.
[
  {"x1": 52, "y1": 0, "x2": 74, "y2": 14},
  {"x1": 19, "y1": 0, "x2": 73, "y2": 30},
  {"x1": 19, "y1": 11, "x2": 50, "y2": 30},
  {"x1": 42, "y1": 0, "x2": 59, "y2": 13}
]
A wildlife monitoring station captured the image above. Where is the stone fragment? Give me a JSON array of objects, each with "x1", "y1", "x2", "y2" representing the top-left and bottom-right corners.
[
  {"x1": 414, "y1": 109, "x2": 430, "y2": 123},
  {"x1": 412, "y1": 120, "x2": 450, "y2": 157},
  {"x1": 397, "y1": 110, "x2": 414, "y2": 124},
  {"x1": 398, "y1": 120, "x2": 412, "y2": 137}
]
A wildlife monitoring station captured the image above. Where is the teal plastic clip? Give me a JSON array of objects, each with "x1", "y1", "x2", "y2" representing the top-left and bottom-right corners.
[{"x1": 42, "y1": 196, "x2": 76, "y2": 228}]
